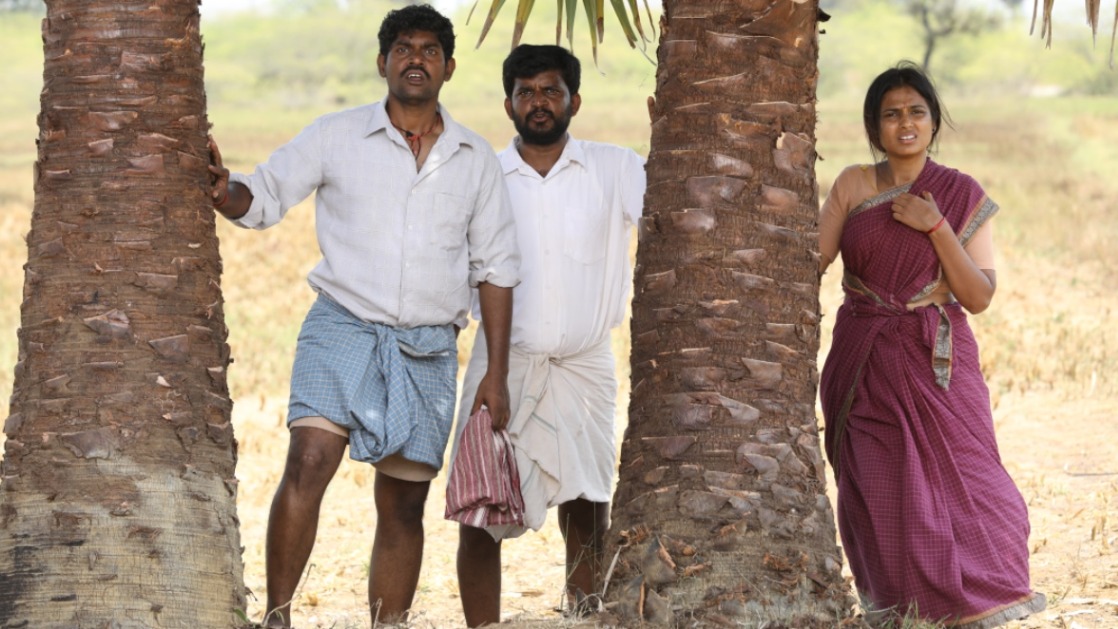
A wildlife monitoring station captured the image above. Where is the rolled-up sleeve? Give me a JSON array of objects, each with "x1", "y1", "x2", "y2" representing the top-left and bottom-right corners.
[
  {"x1": 229, "y1": 120, "x2": 324, "y2": 231},
  {"x1": 467, "y1": 150, "x2": 520, "y2": 289}
]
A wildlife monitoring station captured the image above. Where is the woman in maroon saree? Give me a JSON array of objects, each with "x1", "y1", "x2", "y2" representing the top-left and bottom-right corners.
[{"x1": 818, "y1": 64, "x2": 1045, "y2": 627}]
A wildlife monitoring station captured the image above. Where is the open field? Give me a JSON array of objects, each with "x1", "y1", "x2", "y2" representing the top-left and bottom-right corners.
[{"x1": 2, "y1": 5, "x2": 1117, "y2": 628}]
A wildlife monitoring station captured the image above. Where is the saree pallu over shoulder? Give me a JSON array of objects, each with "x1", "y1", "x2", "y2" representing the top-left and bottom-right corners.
[{"x1": 844, "y1": 160, "x2": 998, "y2": 307}]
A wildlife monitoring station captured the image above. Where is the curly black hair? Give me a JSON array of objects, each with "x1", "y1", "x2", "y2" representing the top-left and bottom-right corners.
[
  {"x1": 377, "y1": 4, "x2": 455, "y2": 60},
  {"x1": 502, "y1": 44, "x2": 580, "y2": 98}
]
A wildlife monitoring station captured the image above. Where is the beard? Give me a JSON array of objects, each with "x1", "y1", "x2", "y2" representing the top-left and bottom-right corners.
[{"x1": 513, "y1": 106, "x2": 572, "y2": 146}]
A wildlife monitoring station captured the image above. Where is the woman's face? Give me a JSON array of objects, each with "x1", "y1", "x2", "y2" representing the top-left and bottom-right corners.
[{"x1": 877, "y1": 85, "x2": 934, "y2": 160}]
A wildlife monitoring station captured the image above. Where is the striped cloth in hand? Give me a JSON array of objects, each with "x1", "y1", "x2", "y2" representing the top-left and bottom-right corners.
[{"x1": 445, "y1": 408, "x2": 526, "y2": 533}]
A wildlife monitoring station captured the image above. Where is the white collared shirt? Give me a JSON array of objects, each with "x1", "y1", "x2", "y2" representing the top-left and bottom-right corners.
[
  {"x1": 228, "y1": 99, "x2": 520, "y2": 329},
  {"x1": 490, "y1": 137, "x2": 645, "y2": 355}
]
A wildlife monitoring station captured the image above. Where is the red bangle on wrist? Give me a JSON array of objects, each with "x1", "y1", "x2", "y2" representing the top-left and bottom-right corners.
[
  {"x1": 213, "y1": 191, "x2": 230, "y2": 209},
  {"x1": 926, "y1": 216, "x2": 946, "y2": 235}
]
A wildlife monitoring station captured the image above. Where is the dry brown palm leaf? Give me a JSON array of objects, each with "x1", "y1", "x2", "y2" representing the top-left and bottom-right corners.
[
  {"x1": 1110, "y1": 0, "x2": 1117, "y2": 67},
  {"x1": 1020, "y1": 0, "x2": 1114, "y2": 54},
  {"x1": 1031, "y1": 0, "x2": 1056, "y2": 46},
  {"x1": 1086, "y1": 0, "x2": 1101, "y2": 42}
]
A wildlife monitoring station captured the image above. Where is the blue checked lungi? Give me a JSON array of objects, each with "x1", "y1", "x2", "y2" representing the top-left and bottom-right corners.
[{"x1": 288, "y1": 294, "x2": 458, "y2": 469}]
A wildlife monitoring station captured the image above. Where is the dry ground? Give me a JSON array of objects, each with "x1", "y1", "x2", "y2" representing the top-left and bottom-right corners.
[
  {"x1": 231, "y1": 382, "x2": 1118, "y2": 629},
  {"x1": 229, "y1": 279, "x2": 1118, "y2": 629}
]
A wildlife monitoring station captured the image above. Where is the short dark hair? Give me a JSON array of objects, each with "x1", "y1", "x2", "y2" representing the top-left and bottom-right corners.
[
  {"x1": 501, "y1": 44, "x2": 581, "y2": 98},
  {"x1": 863, "y1": 61, "x2": 952, "y2": 158},
  {"x1": 378, "y1": 4, "x2": 455, "y2": 60}
]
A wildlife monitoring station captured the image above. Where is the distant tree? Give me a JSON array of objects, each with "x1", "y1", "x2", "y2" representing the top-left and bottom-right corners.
[{"x1": 904, "y1": 0, "x2": 1003, "y2": 72}]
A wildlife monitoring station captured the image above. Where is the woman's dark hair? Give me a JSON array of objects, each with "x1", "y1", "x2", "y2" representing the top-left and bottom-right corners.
[
  {"x1": 863, "y1": 61, "x2": 952, "y2": 159},
  {"x1": 377, "y1": 4, "x2": 455, "y2": 60},
  {"x1": 502, "y1": 44, "x2": 581, "y2": 98}
]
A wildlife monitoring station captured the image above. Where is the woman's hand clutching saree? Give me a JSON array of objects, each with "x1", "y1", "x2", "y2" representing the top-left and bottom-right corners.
[{"x1": 890, "y1": 190, "x2": 942, "y2": 233}]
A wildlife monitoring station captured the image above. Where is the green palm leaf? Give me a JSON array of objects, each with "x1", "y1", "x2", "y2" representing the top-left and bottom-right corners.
[{"x1": 469, "y1": 0, "x2": 653, "y2": 56}]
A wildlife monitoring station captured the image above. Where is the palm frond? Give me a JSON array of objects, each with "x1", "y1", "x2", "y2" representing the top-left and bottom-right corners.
[
  {"x1": 596, "y1": 0, "x2": 606, "y2": 42},
  {"x1": 582, "y1": 0, "x2": 600, "y2": 63},
  {"x1": 626, "y1": 0, "x2": 653, "y2": 44},
  {"x1": 1110, "y1": 0, "x2": 1117, "y2": 67},
  {"x1": 609, "y1": 0, "x2": 639, "y2": 48},
  {"x1": 470, "y1": 0, "x2": 652, "y2": 58},
  {"x1": 1086, "y1": 0, "x2": 1100, "y2": 43},
  {"x1": 471, "y1": 0, "x2": 508, "y2": 49},
  {"x1": 512, "y1": 0, "x2": 537, "y2": 48},
  {"x1": 1029, "y1": 0, "x2": 1055, "y2": 46},
  {"x1": 563, "y1": 0, "x2": 577, "y2": 48}
]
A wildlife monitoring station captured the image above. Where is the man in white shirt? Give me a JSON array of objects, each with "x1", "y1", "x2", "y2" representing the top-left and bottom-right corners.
[
  {"x1": 207, "y1": 5, "x2": 518, "y2": 627},
  {"x1": 452, "y1": 44, "x2": 646, "y2": 627}
]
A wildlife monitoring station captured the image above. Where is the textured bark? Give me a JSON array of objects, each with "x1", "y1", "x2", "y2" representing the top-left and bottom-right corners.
[
  {"x1": 606, "y1": 0, "x2": 854, "y2": 625},
  {"x1": 0, "y1": 1, "x2": 245, "y2": 627}
]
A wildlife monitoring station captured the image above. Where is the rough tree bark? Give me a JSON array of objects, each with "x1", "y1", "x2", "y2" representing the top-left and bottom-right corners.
[
  {"x1": 0, "y1": 1, "x2": 245, "y2": 627},
  {"x1": 605, "y1": 1, "x2": 854, "y2": 625}
]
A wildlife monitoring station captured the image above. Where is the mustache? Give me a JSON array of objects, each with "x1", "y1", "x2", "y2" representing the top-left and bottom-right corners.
[
  {"x1": 527, "y1": 108, "x2": 554, "y2": 120},
  {"x1": 401, "y1": 66, "x2": 429, "y2": 79}
]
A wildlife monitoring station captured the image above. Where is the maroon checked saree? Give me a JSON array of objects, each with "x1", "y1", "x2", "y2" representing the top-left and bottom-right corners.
[{"x1": 820, "y1": 160, "x2": 1044, "y2": 627}]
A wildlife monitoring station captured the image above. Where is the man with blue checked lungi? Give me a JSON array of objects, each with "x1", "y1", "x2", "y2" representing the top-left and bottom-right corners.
[
  {"x1": 206, "y1": 6, "x2": 520, "y2": 627},
  {"x1": 451, "y1": 44, "x2": 646, "y2": 627}
]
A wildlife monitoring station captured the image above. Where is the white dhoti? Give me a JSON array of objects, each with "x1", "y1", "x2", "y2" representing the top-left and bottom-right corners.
[{"x1": 454, "y1": 330, "x2": 618, "y2": 540}]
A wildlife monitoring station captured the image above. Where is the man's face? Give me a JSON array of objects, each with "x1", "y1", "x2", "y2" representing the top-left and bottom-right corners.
[
  {"x1": 505, "y1": 69, "x2": 581, "y2": 146},
  {"x1": 377, "y1": 30, "x2": 455, "y2": 106}
]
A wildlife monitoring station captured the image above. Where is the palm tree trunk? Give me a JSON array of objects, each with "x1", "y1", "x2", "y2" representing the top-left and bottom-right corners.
[
  {"x1": 0, "y1": 1, "x2": 245, "y2": 627},
  {"x1": 606, "y1": 0, "x2": 853, "y2": 624}
]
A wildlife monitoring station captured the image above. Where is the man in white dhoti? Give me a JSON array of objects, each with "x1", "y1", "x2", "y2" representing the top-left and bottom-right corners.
[{"x1": 451, "y1": 44, "x2": 646, "y2": 627}]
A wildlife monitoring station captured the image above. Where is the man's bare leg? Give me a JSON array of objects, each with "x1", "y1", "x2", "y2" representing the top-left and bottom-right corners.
[
  {"x1": 264, "y1": 426, "x2": 348, "y2": 627},
  {"x1": 457, "y1": 523, "x2": 502, "y2": 627},
  {"x1": 558, "y1": 499, "x2": 609, "y2": 610},
  {"x1": 368, "y1": 472, "x2": 431, "y2": 623}
]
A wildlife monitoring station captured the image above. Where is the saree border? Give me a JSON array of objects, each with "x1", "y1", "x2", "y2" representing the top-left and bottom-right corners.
[
  {"x1": 842, "y1": 270, "x2": 898, "y2": 311},
  {"x1": 909, "y1": 269, "x2": 944, "y2": 304},
  {"x1": 959, "y1": 196, "x2": 999, "y2": 248},
  {"x1": 829, "y1": 362, "x2": 865, "y2": 480},
  {"x1": 950, "y1": 591, "x2": 1046, "y2": 629},
  {"x1": 847, "y1": 183, "x2": 912, "y2": 221}
]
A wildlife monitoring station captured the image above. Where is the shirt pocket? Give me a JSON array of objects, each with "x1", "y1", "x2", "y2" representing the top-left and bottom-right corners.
[
  {"x1": 426, "y1": 191, "x2": 470, "y2": 252},
  {"x1": 564, "y1": 204, "x2": 609, "y2": 265}
]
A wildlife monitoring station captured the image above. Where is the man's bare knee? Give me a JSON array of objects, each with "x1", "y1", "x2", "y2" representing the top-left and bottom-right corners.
[
  {"x1": 281, "y1": 428, "x2": 346, "y2": 492},
  {"x1": 374, "y1": 473, "x2": 430, "y2": 525}
]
